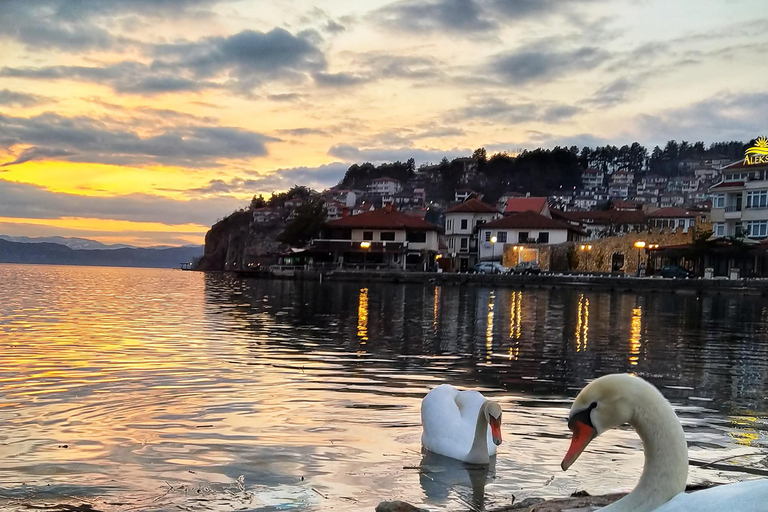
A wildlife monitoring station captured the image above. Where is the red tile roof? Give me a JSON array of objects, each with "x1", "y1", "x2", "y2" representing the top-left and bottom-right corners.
[
  {"x1": 710, "y1": 181, "x2": 744, "y2": 189},
  {"x1": 445, "y1": 198, "x2": 499, "y2": 214},
  {"x1": 554, "y1": 209, "x2": 646, "y2": 225},
  {"x1": 504, "y1": 197, "x2": 548, "y2": 214},
  {"x1": 483, "y1": 210, "x2": 573, "y2": 230},
  {"x1": 723, "y1": 159, "x2": 767, "y2": 170},
  {"x1": 326, "y1": 207, "x2": 439, "y2": 230}
]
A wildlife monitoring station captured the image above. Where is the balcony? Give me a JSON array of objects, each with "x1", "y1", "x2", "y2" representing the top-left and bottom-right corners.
[{"x1": 724, "y1": 205, "x2": 742, "y2": 220}]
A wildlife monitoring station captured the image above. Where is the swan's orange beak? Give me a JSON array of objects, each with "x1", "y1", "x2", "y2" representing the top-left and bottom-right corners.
[
  {"x1": 561, "y1": 418, "x2": 596, "y2": 471},
  {"x1": 489, "y1": 416, "x2": 502, "y2": 446}
]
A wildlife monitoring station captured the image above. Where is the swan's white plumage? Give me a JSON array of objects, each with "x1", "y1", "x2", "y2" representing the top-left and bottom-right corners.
[
  {"x1": 420, "y1": 384, "x2": 497, "y2": 463},
  {"x1": 567, "y1": 374, "x2": 768, "y2": 512},
  {"x1": 654, "y1": 479, "x2": 768, "y2": 512}
]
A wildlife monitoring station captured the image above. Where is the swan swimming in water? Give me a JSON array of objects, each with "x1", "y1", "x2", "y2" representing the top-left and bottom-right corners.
[
  {"x1": 421, "y1": 384, "x2": 502, "y2": 465},
  {"x1": 562, "y1": 373, "x2": 768, "y2": 512}
]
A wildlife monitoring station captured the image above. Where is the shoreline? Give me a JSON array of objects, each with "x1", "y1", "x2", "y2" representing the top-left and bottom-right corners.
[{"x1": 231, "y1": 269, "x2": 768, "y2": 296}]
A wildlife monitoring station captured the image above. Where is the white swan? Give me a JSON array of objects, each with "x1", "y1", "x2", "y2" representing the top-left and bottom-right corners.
[
  {"x1": 421, "y1": 384, "x2": 502, "y2": 464},
  {"x1": 561, "y1": 373, "x2": 768, "y2": 512}
]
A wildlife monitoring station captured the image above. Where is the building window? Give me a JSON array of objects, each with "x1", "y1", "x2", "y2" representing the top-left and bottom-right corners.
[
  {"x1": 747, "y1": 221, "x2": 768, "y2": 238},
  {"x1": 714, "y1": 223, "x2": 725, "y2": 237},
  {"x1": 678, "y1": 219, "x2": 685, "y2": 228},
  {"x1": 380, "y1": 231, "x2": 396, "y2": 241},
  {"x1": 538, "y1": 232, "x2": 550, "y2": 243},
  {"x1": 485, "y1": 231, "x2": 491, "y2": 242},
  {"x1": 461, "y1": 219, "x2": 468, "y2": 230},
  {"x1": 518, "y1": 231, "x2": 529, "y2": 243},
  {"x1": 713, "y1": 194, "x2": 725, "y2": 209},
  {"x1": 406, "y1": 231, "x2": 427, "y2": 243},
  {"x1": 497, "y1": 231, "x2": 507, "y2": 243},
  {"x1": 746, "y1": 190, "x2": 768, "y2": 209},
  {"x1": 460, "y1": 237, "x2": 468, "y2": 249}
]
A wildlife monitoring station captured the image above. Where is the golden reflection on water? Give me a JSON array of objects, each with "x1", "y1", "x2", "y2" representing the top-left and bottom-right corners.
[
  {"x1": 629, "y1": 306, "x2": 643, "y2": 366},
  {"x1": 509, "y1": 291, "x2": 522, "y2": 360},
  {"x1": 433, "y1": 286, "x2": 441, "y2": 335},
  {"x1": 729, "y1": 416, "x2": 760, "y2": 446},
  {"x1": 575, "y1": 294, "x2": 589, "y2": 352},
  {"x1": 486, "y1": 291, "x2": 495, "y2": 361},
  {"x1": 357, "y1": 287, "x2": 369, "y2": 342}
]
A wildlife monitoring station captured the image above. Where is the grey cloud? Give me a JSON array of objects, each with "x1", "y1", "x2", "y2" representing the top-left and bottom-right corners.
[
  {"x1": 491, "y1": 43, "x2": 608, "y2": 85},
  {"x1": 277, "y1": 128, "x2": 328, "y2": 137},
  {"x1": 0, "y1": 178, "x2": 241, "y2": 226},
  {"x1": 325, "y1": 20, "x2": 346, "y2": 34},
  {"x1": 450, "y1": 97, "x2": 581, "y2": 124},
  {"x1": 268, "y1": 93, "x2": 305, "y2": 102},
  {"x1": 376, "y1": 0, "x2": 495, "y2": 34},
  {"x1": 152, "y1": 28, "x2": 326, "y2": 87},
  {"x1": 313, "y1": 72, "x2": 370, "y2": 87},
  {"x1": 190, "y1": 163, "x2": 348, "y2": 195},
  {"x1": 1, "y1": 147, "x2": 76, "y2": 167},
  {"x1": 328, "y1": 144, "x2": 470, "y2": 165},
  {"x1": 0, "y1": 112, "x2": 279, "y2": 168},
  {"x1": 355, "y1": 54, "x2": 442, "y2": 80},
  {"x1": 636, "y1": 91, "x2": 768, "y2": 145},
  {"x1": 0, "y1": 89, "x2": 51, "y2": 107},
  {"x1": 588, "y1": 77, "x2": 637, "y2": 108},
  {"x1": 0, "y1": 0, "x2": 221, "y2": 51},
  {"x1": 2, "y1": 28, "x2": 326, "y2": 95}
]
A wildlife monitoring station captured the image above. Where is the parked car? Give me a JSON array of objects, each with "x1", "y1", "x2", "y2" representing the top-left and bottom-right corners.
[
  {"x1": 472, "y1": 261, "x2": 509, "y2": 274},
  {"x1": 660, "y1": 265, "x2": 693, "y2": 278},
  {"x1": 512, "y1": 260, "x2": 541, "y2": 275}
]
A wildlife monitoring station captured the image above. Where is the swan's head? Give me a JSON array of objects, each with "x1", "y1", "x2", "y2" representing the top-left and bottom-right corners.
[
  {"x1": 561, "y1": 374, "x2": 640, "y2": 471},
  {"x1": 483, "y1": 400, "x2": 503, "y2": 446}
]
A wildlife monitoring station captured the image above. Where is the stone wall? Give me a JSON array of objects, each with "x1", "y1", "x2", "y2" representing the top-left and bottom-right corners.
[{"x1": 504, "y1": 225, "x2": 711, "y2": 274}]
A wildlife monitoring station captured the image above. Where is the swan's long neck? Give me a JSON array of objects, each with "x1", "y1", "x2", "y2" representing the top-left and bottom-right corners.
[
  {"x1": 464, "y1": 403, "x2": 490, "y2": 464},
  {"x1": 601, "y1": 389, "x2": 688, "y2": 512}
]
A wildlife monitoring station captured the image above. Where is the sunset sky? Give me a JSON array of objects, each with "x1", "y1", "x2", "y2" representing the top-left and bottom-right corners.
[{"x1": 1, "y1": 0, "x2": 767, "y2": 246}]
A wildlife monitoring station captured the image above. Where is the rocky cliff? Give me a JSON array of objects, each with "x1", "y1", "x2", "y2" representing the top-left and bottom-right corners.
[{"x1": 196, "y1": 210, "x2": 288, "y2": 271}]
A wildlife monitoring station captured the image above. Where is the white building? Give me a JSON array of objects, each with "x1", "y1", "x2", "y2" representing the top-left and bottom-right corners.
[
  {"x1": 647, "y1": 207, "x2": 706, "y2": 233},
  {"x1": 367, "y1": 177, "x2": 402, "y2": 196},
  {"x1": 477, "y1": 211, "x2": 583, "y2": 261},
  {"x1": 444, "y1": 198, "x2": 501, "y2": 271},
  {"x1": 311, "y1": 205, "x2": 440, "y2": 270},
  {"x1": 710, "y1": 159, "x2": 768, "y2": 239},
  {"x1": 581, "y1": 168, "x2": 604, "y2": 190}
]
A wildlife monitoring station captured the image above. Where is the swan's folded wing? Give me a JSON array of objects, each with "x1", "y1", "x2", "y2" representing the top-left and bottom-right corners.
[{"x1": 654, "y1": 479, "x2": 768, "y2": 512}]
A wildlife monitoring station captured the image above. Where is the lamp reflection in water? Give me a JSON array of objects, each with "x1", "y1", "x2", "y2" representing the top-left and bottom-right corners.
[
  {"x1": 509, "y1": 291, "x2": 522, "y2": 360},
  {"x1": 486, "y1": 291, "x2": 495, "y2": 362},
  {"x1": 419, "y1": 450, "x2": 495, "y2": 509},
  {"x1": 433, "y1": 286, "x2": 441, "y2": 335},
  {"x1": 357, "y1": 287, "x2": 369, "y2": 343},
  {"x1": 629, "y1": 306, "x2": 642, "y2": 366},
  {"x1": 575, "y1": 294, "x2": 589, "y2": 352}
]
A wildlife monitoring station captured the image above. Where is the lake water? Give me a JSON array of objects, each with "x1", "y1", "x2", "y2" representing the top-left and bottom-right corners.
[{"x1": 0, "y1": 264, "x2": 766, "y2": 512}]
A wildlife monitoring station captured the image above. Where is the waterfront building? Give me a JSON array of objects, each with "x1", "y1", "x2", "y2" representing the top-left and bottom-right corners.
[
  {"x1": 477, "y1": 211, "x2": 583, "y2": 263},
  {"x1": 444, "y1": 198, "x2": 501, "y2": 272},
  {"x1": 503, "y1": 196, "x2": 550, "y2": 216},
  {"x1": 710, "y1": 158, "x2": 768, "y2": 239},
  {"x1": 310, "y1": 204, "x2": 440, "y2": 270}
]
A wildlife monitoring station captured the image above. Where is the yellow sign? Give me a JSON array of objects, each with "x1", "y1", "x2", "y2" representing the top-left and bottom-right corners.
[{"x1": 745, "y1": 136, "x2": 768, "y2": 165}]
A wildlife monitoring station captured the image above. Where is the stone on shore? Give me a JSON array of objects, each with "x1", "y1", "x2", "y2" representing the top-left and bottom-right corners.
[{"x1": 376, "y1": 500, "x2": 430, "y2": 512}]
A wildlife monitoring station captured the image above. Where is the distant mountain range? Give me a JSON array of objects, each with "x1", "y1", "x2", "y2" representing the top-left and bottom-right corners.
[
  {"x1": 0, "y1": 237, "x2": 204, "y2": 268},
  {"x1": 0, "y1": 235, "x2": 199, "y2": 251}
]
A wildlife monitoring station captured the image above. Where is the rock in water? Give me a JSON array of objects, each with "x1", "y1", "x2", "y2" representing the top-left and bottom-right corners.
[{"x1": 375, "y1": 500, "x2": 429, "y2": 512}]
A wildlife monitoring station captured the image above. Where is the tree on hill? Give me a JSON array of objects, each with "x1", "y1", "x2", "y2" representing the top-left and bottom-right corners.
[
  {"x1": 276, "y1": 199, "x2": 327, "y2": 247},
  {"x1": 249, "y1": 194, "x2": 268, "y2": 210}
]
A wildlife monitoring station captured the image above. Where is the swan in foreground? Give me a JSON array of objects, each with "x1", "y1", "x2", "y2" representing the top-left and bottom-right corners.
[
  {"x1": 421, "y1": 384, "x2": 502, "y2": 464},
  {"x1": 562, "y1": 373, "x2": 768, "y2": 512}
]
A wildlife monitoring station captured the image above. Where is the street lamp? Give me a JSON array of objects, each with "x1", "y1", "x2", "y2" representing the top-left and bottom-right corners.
[
  {"x1": 490, "y1": 235, "x2": 499, "y2": 261},
  {"x1": 634, "y1": 241, "x2": 646, "y2": 276}
]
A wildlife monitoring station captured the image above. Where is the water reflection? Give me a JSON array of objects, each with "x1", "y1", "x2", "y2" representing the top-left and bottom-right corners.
[
  {"x1": 630, "y1": 306, "x2": 642, "y2": 366},
  {"x1": 357, "y1": 287, "x2": 369, "y2": 343},
  {"x1": 419, "y1": 450, "x2": 494, "y2": 509},
  {"x1": 575, "y1": 294, "x2": 589, "y2": 352},
  {"x1": 1, "y1": 265, "x2": 767, "y2": 512}
]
